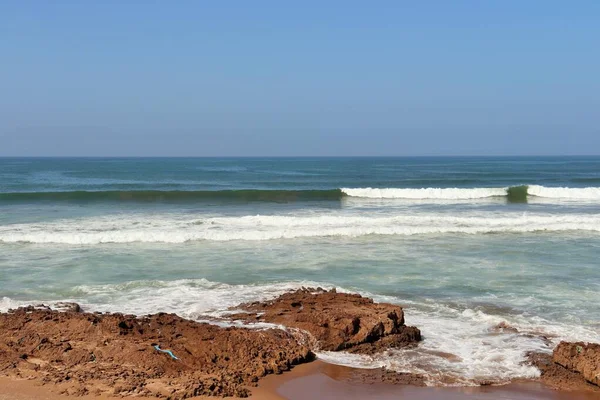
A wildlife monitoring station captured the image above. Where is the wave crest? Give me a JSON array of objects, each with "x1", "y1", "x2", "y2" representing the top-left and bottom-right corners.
[
  {"x1": 527, "y1": 185, "x2": 600, "y2": 199},
  {"x1": 342, "y1": 185, "x2": 600, "y2": 201},
  {"x1": 341, "y1": 187, "x2": 507, "y2": 199}
]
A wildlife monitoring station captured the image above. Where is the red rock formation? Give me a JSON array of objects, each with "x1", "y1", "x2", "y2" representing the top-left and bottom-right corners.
[
  {"x1": 234, "y1": 288, "x2": 421, "y2": 354},
  {"x1": 0, "y1": 306, "x2": 312, "y2": 398},
  {"x1": 0, "y1": 288, "x2": 425, "y2": 398}
]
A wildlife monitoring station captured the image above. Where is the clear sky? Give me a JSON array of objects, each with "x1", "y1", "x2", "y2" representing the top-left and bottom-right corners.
[{"x1": 1, "y1": 1, "x2": 599, "y2": 156}]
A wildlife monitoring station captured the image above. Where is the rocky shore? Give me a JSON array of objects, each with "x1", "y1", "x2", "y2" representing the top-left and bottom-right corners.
[{"x1": 0, "y1": 288, "x2": 598, "y2": 398}]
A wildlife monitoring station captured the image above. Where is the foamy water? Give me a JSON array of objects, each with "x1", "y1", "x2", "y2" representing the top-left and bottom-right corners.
[
  {"x1": 2, "y1": 211, "x2": 600, "y2": 244},
  {"x1": 342, "y1": 185, "x2": 600, "y2": 200}
]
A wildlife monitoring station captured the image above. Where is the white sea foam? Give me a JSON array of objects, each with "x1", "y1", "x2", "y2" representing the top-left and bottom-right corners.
[
  {"x1": 3, "y1": 279, "x2": 597, "y2": 386},
  {"x1": 0, "y1": 297, "x2": 24, "y2": 311},
  {"x1": 316, "y1": 290, "x2": 600, "y2": 385},
  {"x1": 70, "y1": 279, "x2": 334, "y2": 318},
  {"x1": 380, "y1": 307, "x2": 598, "y2": 385},
  {"x1": 342, "y1": 187, "x2": 508, "y2": 199},
  {"x1": 1, "y1": 212, "x2": 600, "y2": 244},
  {"x1": 342, "y1": 185, "x2": 600, "y2": 201},
  {"x1": 527, "y1": 185, "x2": 600, "y2": 199}
]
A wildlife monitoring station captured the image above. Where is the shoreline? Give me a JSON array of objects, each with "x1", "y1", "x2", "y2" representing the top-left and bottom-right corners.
[
  {"x1": 272, "y1": 361, "x2": 600, "y2": 400},
  {"x1": 2, "y1": 361, "x2": 599, "y2": 400},
  {"x1": 1, "y1": 289, "x2": 599, "y2": 399}
]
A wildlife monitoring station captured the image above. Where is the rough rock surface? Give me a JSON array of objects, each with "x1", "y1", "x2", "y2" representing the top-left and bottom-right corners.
[
  {"x1": 233, "y1": 288, "x2": 421, "y2": 354},
  {"x1": 526, "y1": 351, "x2": 600, "y2": 393},
  {"x1": 0, "y1": 306, "x2": 312, "y2": 398},
  {"x1": 553, "y1": 341, "x2": 600, "y2": 387}
]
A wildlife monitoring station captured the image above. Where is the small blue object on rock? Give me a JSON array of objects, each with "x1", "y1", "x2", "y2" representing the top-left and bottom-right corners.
[{"x1": 153, "y1": 344, "x2": 179, "y2": 360}]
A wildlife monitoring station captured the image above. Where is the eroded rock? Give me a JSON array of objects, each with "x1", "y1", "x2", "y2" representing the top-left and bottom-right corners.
[
  {"x1": 234, "y1": 288, "x2": 421, "y2": 353},
  {"x1": 553, "y1": 341, "x2": 600, "y2": 387},
  {"x1": 0, "y1": 288, "x2": 427, "y2": 398},
  {"x1": 0, "y1": 307, "x2": 313, "y2": 398}
]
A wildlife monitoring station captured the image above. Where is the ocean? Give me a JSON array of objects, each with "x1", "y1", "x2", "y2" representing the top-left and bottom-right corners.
[{"x1": 1, "y1": 156, "x2": 599, "y2": 385}]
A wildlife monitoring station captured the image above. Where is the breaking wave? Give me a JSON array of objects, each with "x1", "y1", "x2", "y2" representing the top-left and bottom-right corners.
[
  {"x1": 526, "y1": 185, "x2": 600, "y2": 200},
  {"x1": 342, "y1": 185, "x2": 600, "y2": 201},
  {"x1": 341, "y1": 187, "x2": 509, "y2": 200},
  {"x1": 2, "y1": 212, "x2": 600, "y2": 244}
]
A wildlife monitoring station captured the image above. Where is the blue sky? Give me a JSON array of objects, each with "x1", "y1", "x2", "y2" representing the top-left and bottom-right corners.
[{"x1": 1, "y1": 1, "x2": 599, "y2": 156}]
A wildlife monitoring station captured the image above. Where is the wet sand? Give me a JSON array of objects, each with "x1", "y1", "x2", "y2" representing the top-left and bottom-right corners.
[{"x1": 260, "y1": 361, "x2": 600, "y2": 400}]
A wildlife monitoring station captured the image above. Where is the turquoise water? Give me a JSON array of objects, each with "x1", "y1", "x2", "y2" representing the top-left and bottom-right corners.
[{"x1": 1, "y1": 157, "x2": 599, "y2": 384}]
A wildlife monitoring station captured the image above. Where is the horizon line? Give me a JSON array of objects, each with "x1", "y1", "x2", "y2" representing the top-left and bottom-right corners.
[{"x1": 1, "y1": 154, "x2": 600, "y2": 159}]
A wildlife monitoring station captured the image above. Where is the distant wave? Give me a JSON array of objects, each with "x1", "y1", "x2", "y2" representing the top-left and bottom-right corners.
[
  {"x1": 2, "y1": 213, "x2": 600, "y2": 244},
  {"x1": 2, "y1": 185, "x2": 600, "y2": 203},
  {"x1": 0, "y1": 189, "x2": 343, "y2": 203},
  {"x1": 195, "y1": 166, "x2": 248, "y2": 172},
  {"x1": 341, "y1": 187, "x2": 508, "y2": 200},
  {"x1": 526, "y1": 185, "x2": 600, "y2": 200},
  {"x1": 342, "y1": 185, "x2": 600, "y2": 201}
]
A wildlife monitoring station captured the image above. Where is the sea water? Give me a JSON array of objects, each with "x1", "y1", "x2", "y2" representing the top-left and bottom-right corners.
[{"x1": 1, "y1": 157, "x2": 599, "y2": 384}]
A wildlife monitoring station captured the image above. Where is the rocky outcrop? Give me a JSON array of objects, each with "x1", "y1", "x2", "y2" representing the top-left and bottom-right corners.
[
  {"x1": 0, "y1": 306, "x2": 313, "y2": 398},
  {"x1": 0, "y1": 288, "x2": 424, "y2": 398},
  {"x1": 527, "y1": 352, "x2": 589, "y2": 391},
  {"x1": 553, "y1": 341, "x2": 600, "y2": 387},
  {"x1": 5, "y1": 289, "x2": 598, "y2": 397},
  {"x1": 526, "y1": 344, "x2": 600, "y2": 393},
  {"x1": 233, "y1": 288, "x2": 421, "y2": 354}
]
